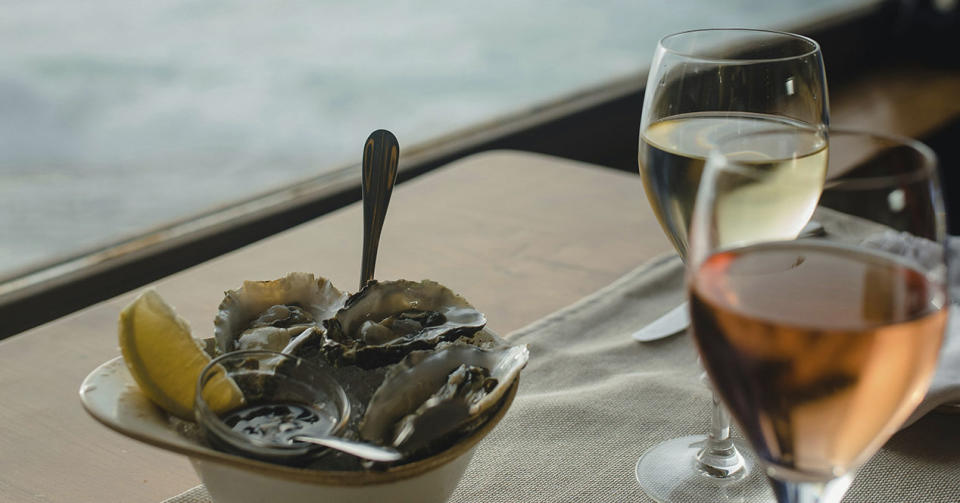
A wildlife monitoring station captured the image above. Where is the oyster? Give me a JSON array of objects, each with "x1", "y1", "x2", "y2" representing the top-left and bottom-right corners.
[
  {"x1": 213, "y1": 273, "x2": 348, "y2": 354},
  {"x1": 359, "y1": 342, "x2": 528, "y2": 454},
  {"x1": 316, "y1": 280, "x2": 487, "y2": 368}
]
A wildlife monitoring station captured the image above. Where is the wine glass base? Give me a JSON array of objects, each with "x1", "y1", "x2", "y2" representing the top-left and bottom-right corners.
[{"x1": 635, "y1": 435, "x2": 774, "y2": 503}]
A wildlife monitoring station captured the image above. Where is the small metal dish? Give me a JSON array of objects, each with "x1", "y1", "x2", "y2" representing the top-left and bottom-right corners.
[{"x1": 194, "y1": 350, "x2": 351, "y2": 464}]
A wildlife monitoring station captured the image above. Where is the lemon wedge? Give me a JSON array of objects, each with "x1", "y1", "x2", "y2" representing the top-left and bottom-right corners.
[{"x1": 118, "y1": 289, "x2": 244, "y2": 420}]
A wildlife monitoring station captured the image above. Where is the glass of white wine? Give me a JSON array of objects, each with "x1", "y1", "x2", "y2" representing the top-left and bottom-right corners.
[
  {"x1": 635, "y1": 29, "x2": 828, "y2": 502},
  {"x1": 687, "y1": 128, "x2": 947, "y2": 502}
]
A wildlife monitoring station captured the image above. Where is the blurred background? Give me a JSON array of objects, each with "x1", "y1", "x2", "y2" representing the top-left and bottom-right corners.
[{"x1": 0, "y1": 0, "x2": 879, "y2": 278}]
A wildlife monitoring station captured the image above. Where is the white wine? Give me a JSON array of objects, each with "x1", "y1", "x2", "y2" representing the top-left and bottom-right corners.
[
  {"x1": 638, "y1": 112, "x2": 827, "y2": 257},
  {"x1": 690, "y1": 241, "x2": 946, "y2": 479}
]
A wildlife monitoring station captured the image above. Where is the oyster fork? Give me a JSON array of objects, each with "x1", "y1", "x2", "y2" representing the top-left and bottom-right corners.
[
  {"x1": 292, "y1": 435, "x2": 403, "y2": 462},
  {"x1": 360, "y1": 129, "x2": 400, "y2": 289}
]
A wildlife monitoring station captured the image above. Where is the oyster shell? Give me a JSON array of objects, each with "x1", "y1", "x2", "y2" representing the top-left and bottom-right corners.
[
  {"x1": 214, "y1": 273, "x2": 348, "y2": 354},
  {"x1": 359, "y1": 342, "x2": 528, "y2": 454},
  {"x1": 318, "y1": 280, "x2": 487, "y2": 368}
]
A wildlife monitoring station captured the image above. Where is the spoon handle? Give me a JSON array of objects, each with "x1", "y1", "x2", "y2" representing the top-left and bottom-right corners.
[
  {"x1": 360, "y1": 129, "x2": 400, "y2": 289},
  {"x1": 293, "y1": 435, "x2": 403, "y2": 462}
]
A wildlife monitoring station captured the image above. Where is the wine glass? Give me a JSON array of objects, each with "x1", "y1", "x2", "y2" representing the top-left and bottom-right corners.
[
  {"x1": 635, "y1": 29, "x2": 828, "y2": 502},
  {"x1": 688, "y1": 128, "x2": 946, "y2": 502}
]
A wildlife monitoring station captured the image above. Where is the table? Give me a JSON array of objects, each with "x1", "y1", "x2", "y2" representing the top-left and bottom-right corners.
[
  {"x1": 0, "y1": 151, "x2": 670, "y2": 502},
  {"x1": 3, "y1": 59, "x2": 960, "y2": 497}
]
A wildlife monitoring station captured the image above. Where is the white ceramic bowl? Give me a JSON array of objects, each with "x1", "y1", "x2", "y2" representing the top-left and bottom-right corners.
[{"x1": 80, "y1": 356, "x2": 517, "y2": 503}]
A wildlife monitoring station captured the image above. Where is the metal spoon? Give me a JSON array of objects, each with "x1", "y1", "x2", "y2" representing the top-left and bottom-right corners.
[
  {"x1": 360, "y1": 129, "x2": 400, "y2": 289},
  {"x1": 631, "y1": 302, "x2": 689, "y2": 342},
  {"x1": 289, "y1": 130, "x2": 403, "y2": 463},
  {"x1": 292, "y1": 435, "x2": 403, "y2": 463}
]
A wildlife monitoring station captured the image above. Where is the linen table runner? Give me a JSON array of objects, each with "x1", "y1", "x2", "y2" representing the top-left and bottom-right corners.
[{"x1": 165, "y1": 254, "x2": 960, "y2": 503}]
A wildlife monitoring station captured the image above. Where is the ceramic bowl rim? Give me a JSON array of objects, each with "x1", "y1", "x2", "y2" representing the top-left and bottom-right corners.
[{"x1": 81, "y1": 355, "x2": 518, "y2": 486}]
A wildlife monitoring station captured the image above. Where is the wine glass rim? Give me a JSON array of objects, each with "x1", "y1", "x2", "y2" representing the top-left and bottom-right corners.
[
  {"x1": 708, "y1": 127, "x2": 938, "y2": 190},
  {"x1": 658, "y1": 28, "x2": 821, "y2": 63},
  {"x1": 825, "y1": 127, "x2": 939, "y2": 190}
]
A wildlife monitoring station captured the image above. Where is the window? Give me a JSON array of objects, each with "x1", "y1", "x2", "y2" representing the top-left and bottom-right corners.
[{"x1": 1, "y1": 0, "x2": 879, "y2": 279}]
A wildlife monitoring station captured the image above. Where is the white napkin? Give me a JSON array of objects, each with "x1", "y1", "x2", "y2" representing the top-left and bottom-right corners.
[
  {"x1": 875, "y1": 234, "x2": 959, "y2": 428},
  {"x1": 904, "y1": 303, "x2": 960, "y2": 427},
  {"x1": 902, "y1": 236, "x2": 960, "y2": 426}
]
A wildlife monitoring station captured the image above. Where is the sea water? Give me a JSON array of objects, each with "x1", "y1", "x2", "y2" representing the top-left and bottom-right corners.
[{"x1": 0, "y1": 0, "x2": 876, "y2": 275}]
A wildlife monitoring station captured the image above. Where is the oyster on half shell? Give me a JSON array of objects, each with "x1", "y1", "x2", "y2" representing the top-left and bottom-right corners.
[
  {"x1": 213, "y1": 273, "x2": 348, "y2": 354},
  {"x1": 359, "y1": 342, "x2": 529, "y2": 454},
  {"x1": 316, "y1": 280, "x2": 487, "y2": 368}
]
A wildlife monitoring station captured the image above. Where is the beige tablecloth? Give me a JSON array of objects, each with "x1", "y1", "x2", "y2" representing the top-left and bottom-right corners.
[{"x1": 165, "y1": 254, "x2": 960, "y2": 503}]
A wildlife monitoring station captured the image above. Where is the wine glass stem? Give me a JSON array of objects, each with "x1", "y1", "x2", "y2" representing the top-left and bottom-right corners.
[
  {"x1": 695, "y1": 388, "x2": 746, "y2": 477},
  {"x1": 768, "y1": 474, "x2": 853, "y2": 503}
]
